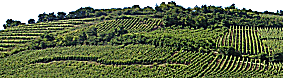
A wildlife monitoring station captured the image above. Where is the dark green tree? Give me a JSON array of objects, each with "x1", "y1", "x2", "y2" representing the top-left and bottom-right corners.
[
  {"x1": 37, "y1": 12, "x2": 57, "y2": 22},
  {"x1": 132, "y1": 5, "x2": 141, "y2": 9},
  {"x1": 247, "y1": 9, "x2": 252, "y2": 12},
  {"x1": 66, "y1": 12, "x2": 76, "y2": 19},
  {"x1": 38, "y1": 12, "x2": 48, "y2": 22},
  {"x1": 218, "y1": 46, "x2": 242, "y2": 57},
  {"x1": 41, "y1": 33, "x2": 55, "y2": 41},
  {"x1": 6, "y1": 19, "x2": 13, "y2": 26},
  {"x1": 2, "y1": 24, "x2": 6, "y2": 29},
  {"x1": 74, "y1": 7, "x2": 95, "y2": 18},
  {"x1": 155, "y1": 2, "x2": 166, "y2": 12},
  {"x1": 193, "y1": 5, "x2": 200, "y2": 11},
  {"x1": 3, "y1": 19, "x2": 22, "y2": 29},
  {"x1": 230, "y1": 3, "x2": 236, "y2": 9},
  {"x1": 48, "y1": 12, "x2": 56, "y2": 21},
  {"x1": 143, "y1": 6, "x2": 154, "y2": 11},
  {"x1": 28, "y1": 19, "x2": 35, "y2": 24},
  {"x1": 57, "y1": 12, "x2": 66, "y2": 20},
  {"x1": 226, "y1": 3, "x2": 236, "y2": 9},
  {"x1": 168, "y1": 1, "x2": 177, "y2": 7},
  {"x1": 242, "y1": 8, "x2": 246, "y2": 11}
]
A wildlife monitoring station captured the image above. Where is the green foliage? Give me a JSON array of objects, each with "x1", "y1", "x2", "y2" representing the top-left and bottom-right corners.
[
  {"x1": 37, "y1": 12, "x2": 56, "y2": 22},
  {"x1": 0, "y1": 16, "x2": 97, "y2": 57},
  {"x1": 255, "y1": 26, "x2": 283, "y2": 62},
  {"x1": 53, "y1": 25, "x2": 127, "y2": 46},
  {"x1": 111, "y1": 28, "x2": 225, "y2": 53},
  {"x1": 3, "y1": 1, "x2": 283, "y2": 77},
  {"x1": 57, "y1": 12, "x2": 66, "y2": 20},
  {"x1": 3, "y1": 19, "x2": 23, "y2": 29},
  {"x1": 217, "y1": 46, "x2": 242, "y2": 57},
  {"x1": 0, "y1": 44, "x2": 278, "y2": 77},
  {"x1": 28, "y1": 19, "x2": 35, "y2": 24},
  {"x1": 0, "y1": 44, "x2": 221, "y2": 77}
]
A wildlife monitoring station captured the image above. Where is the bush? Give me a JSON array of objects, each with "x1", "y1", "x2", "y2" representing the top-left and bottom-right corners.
[{"x1": 217, "y1": 46, "x2": 242, "y2": 57}]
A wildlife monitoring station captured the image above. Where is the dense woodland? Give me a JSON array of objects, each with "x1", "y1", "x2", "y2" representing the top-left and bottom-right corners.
[{"x1": 2, "y1": 1, "x2": 283, "y2": 77}]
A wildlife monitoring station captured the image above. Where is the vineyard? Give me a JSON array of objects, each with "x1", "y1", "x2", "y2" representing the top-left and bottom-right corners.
[
  {"x1": 257, "y1": 27, "x2": 283, "y2": 61},
  {"x1": 3, "y1": 1, "x2": 283, "y2": 77},
  {"x1": 217, "y1": 26, "x2": 267, "y2": 55},
  {"x1": 4, "y1": 22, "x2": 283, "y2": 77},
  {"x1": 212, "y1": 25, "x2": 283, "y2": 77},
  {"x1": 218, "y1": 25, "x2": 283, "y2": 61},
  {"x1": 0, "y1": 44, "x2": 213, "y2": 77},
  {"x1": 2, "y1": 44, "x2": 283, "y2": 77},
  {"x1": 95, "y1": 18, "x2": 162, "y2": 32},
  {"x1": 0, "y1": 17, "x2": 105, "y2": 55}
]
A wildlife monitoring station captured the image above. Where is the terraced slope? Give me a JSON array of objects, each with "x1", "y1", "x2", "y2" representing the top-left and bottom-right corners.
[
  {"x1": 0, "y1": 44, "x2": 218, "y2": 77},
  {"x1": 6, "y1": 26, "x2": 283, "y2": 77},
  {"x1": 202, "y1": 55, "x2": 269, "y2": 77},
  {"x1": 62, "y1": 18, "x2": 162, "y2": 36},
  {"x1": 0, "y1": 27, "x2": 226, "y2": 77},
  {"x1": 2, "y1": 44, "x2": 283, "y2": 77},
  {"x1": 0, "y1": 17, "x2": 105, "y2": 55},
  {"x1": 3, "y1": 17, "x2": 283, "y2": 77},
  {"x1": 95, "y1": 18, "x2": 162, "y2": 32}
]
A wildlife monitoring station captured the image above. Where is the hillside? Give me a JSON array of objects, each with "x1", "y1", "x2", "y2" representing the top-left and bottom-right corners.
[{"x1": 2, "y1": 1, "x2": 283, "y2": 77}]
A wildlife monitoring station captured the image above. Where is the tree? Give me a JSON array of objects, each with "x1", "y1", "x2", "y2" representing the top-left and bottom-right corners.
[
  {"x1": 155, "y1": 3, "x2": 158, "y2": 8},
  {"x1": 65, "y1": 7, "x2": 95, "y2": 19},
  {"x1": 66, "y1": 12, "x2": 76, "y2": 19},
  {"x1": 28, "y1": 19, "x2": 35, "y2": 24},
  {"x1": 230, "y1": 3, "x2": 236, "y2": 9},
  {"x1": 6, "y1": 19, "x2": 13, "y2": 26},
  {"x1": 41, "y1": 33, "x2": 55, "y2": 41},
  {"x1": 280, "y1": 10, "x2": 283, "y2": 15},
  {"x1": 57, "y1": 12, "x2": 66, "y2": 20},
  {"x1": 263, "y1": 10, "x2": 272, "y2": 14},
  {"x1": 4, "y1": 19, "x2": 22, "y2": 29},
  {"x1": 168, "y1": 1, "x2": 177, "y2": 6},
  {"x1": 38, "y1": 12, "x2": 48, "y2": 22},
  {"x1": 48, "y1": 12, "x2": 56, "y2": 21},
  {"x1": 226, "y1": 3, "x2": 236, "y2": 9},
  {"x1": 37, "y1": 12, "x2": 57, "y2": 22},
  {"x1": 74, "y1": 7, "x2": 95, "y2": 18},
  {"x1": 242, "y1": 8, "x2": 246, "y2": 11},
  {"x1": 132, "y1": 5, "x2": 141, "y2": 9},
  {"x1": 79, "y1": 32, "x2": 88, "y2": 44},
  {"x1": 155, "y1": 2, "x2": 166, "y2": 12},
  {"x1": 143, "y1": 6, "x2": 154, "y2": 11},
  {"x1": 3, "y1": 24, "x2": 6, "y2": 29},
  {"x1": 218, "y1": 46, "x2": 242, "y2": 57},
  {"x1": 193, "y1": 5, "x2": 200, "y2": 11}
]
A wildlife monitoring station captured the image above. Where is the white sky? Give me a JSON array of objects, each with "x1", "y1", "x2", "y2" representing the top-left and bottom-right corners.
[{"x1": 0, "y1": 0, "x2": 282, "y2": 30}]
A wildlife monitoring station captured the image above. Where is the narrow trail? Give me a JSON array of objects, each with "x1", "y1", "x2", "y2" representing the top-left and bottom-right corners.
[
  {"x1": 32, "y1": 60, "x2": 178, "y2": 67},
  {"x1": 30, "y1": 52, "x2": 203, "y2": 67}
]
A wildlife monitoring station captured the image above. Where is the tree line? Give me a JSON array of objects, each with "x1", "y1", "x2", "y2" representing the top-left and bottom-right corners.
[{"x1": 4, "y1": 1, "x2": 283, "y2": 29}]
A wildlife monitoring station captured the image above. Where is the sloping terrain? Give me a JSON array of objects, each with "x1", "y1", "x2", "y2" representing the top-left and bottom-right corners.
[
  {"x1": 0, "y1": 28, "x2": 226, "y2": 77},
  {"x1": 3, "y1": 1, "x2": 283, "y2": 77},
  {"x1": 0, "y1": 17, "x2": 105, "y2": 57}
]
